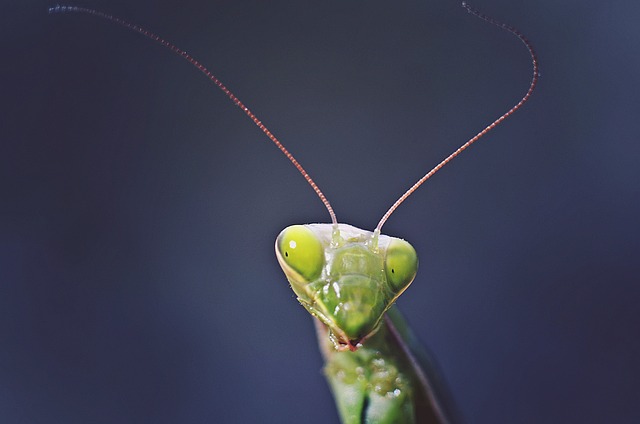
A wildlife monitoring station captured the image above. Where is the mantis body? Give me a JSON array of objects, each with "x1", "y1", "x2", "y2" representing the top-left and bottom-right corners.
[
  {"x1": 276, "y1": 223, "x2": 455, "y2": 422},
  {"x1": 51, "y1": 3, "x2": 537, "y2": 423}
]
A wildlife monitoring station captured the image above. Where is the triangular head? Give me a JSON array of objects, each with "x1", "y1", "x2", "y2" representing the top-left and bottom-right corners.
[{"x1": 276, "y1": 223, "x2": 418, "y2": 351}]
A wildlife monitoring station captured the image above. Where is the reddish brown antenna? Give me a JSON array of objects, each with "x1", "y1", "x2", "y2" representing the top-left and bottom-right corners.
[
  {"x1": 375, "y1": 2, "x2": 539, "y2": 233},
  {"x1": 49, "y1": 5, "x2": 338, "y2": 226}
]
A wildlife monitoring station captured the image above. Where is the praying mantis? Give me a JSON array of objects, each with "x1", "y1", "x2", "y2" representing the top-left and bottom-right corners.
[{"x1": 50, "y1": 3, "x2": 537, "y2": 423}]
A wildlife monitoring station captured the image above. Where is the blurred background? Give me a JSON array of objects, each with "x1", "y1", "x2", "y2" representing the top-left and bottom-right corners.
[{"x1": 2, "y1": 0, "x2": 639, "y2": 422}]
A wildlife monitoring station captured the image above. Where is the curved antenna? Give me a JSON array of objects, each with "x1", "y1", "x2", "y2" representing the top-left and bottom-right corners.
[
  {"x1": 49, "y1": 5, "x2": 338, "y2": 225},
  {"x1": 375, "y1": 2, "x2": 539, "y2": 233}
]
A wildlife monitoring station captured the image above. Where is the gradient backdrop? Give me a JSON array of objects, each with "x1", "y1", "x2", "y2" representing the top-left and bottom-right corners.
[{"x1": 2, "y1": 0, "x2": 639, "y2": 422}]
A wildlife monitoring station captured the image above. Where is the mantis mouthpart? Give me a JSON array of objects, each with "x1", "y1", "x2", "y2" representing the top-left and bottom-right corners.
[{"x1": 50, "y1": 2, "x2": 537, "y2": 422}]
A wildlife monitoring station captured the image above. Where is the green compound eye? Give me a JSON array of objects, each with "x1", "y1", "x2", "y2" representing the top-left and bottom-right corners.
[
  {"x1": 277, "y1": 225, "x2": 325, "y2": 282},
  {"x1": 384, "y1": 239, "x2": 418, "y2": 293}
]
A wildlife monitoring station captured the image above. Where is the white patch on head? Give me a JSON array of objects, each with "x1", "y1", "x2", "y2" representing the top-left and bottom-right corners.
[{"x1": 332, "y1": 281, "x2": 341, "y2": 297}]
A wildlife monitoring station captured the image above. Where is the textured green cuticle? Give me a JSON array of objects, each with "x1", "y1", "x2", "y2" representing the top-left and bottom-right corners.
[{"x1": 324, "y1": 325, "x2": 416, "y2": 424}]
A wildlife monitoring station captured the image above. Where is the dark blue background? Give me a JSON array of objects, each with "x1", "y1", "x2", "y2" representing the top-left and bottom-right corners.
[{"x1": 2, "y1": 0, "x2": 639, "y2": 422}]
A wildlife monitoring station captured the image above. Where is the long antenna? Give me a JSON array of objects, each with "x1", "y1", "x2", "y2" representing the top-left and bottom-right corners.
[
  {"x1": 375, "y1": 2, "x2": 539, "y2": 233},
  {"x1": 49, "y1": 5, "x2": 338, "y2": 225}
]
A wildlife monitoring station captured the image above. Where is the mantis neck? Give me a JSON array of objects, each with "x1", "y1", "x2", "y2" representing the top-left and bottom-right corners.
[{"x1": 314, "y1": 307, "x2": 457, "y2": 424}]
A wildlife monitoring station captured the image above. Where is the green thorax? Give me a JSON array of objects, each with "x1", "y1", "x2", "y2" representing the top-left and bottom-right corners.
[{"x1": 318, "y1": 316, "x2": 417, "y2": 423}]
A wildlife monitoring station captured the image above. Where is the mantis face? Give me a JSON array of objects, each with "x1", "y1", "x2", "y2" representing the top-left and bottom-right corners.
[{"x1": 276, "y1": 224, "x2": 418, "y2": 351}]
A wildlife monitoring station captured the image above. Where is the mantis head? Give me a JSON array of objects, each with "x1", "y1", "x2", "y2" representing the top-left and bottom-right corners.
[{"x1": 276, "y1": 224, "x2": 418, "y2": 351}]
